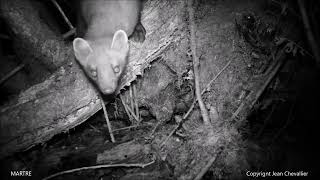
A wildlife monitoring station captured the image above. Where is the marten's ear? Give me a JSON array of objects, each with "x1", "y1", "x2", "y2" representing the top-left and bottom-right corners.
[
  {"x1": 111, "y1": 30, "x2": 129, "y2": 53},
  {"x1": 73, "y1": 38, "x2": 93, "y2": 64}
]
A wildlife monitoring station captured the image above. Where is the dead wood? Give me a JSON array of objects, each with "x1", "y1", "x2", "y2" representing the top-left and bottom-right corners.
[
  {"x1": 0, "y1": 0, "x2": 186, "y2": 159},
  {"x1": 99, "y1": 94, "x2": 115, "y2": 143},
  {"x1": 96, "y1": 140, "x2": 151, "y2": 164}
]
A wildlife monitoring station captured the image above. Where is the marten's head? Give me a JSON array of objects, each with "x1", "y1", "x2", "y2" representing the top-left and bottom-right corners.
[{"x1": 73, "y1": 30, "x2": 129, "y2": 95}]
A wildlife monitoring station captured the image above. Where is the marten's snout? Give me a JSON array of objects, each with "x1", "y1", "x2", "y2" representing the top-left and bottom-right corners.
[
  {"x1": 98, "y1": 85, "x2": 114, "y2": 95},
  {"x1": 98, "y1": 74, "x2": 118, "y2": 95},
  {"x1": 99, "y1": 80, "x2": 117, "y2": 95}
]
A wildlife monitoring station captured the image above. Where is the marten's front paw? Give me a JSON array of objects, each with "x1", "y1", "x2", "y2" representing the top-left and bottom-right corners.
[{"x1": 130, "y1": 22, "x2": 146, "y2": 43}]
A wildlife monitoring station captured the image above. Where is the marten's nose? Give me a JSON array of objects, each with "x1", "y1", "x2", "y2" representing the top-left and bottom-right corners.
[{"x1": 102, "y1": 88, "x2": 114, "y2": 95}]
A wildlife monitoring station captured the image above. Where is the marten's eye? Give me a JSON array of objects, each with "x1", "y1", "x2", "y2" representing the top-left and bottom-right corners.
[
  {"x1": 91, "y1": 69, "x2": 97, "y2": 77},
  {"x1": 88, "y1": 65, "x2": 97, "y2": 78},
  {"x1": 113, "y1": 65, "x2": 120, "y2": 74}
]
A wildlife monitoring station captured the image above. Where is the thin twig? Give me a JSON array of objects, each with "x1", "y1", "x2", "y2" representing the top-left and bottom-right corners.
[
  {"x1": 149, "y1": 120, "x2": 162, "y2": 137},
  {"x1": 42, "y1": 159, "x2": 155, "y2": 180},
  {"x1": 112, "y1": 125, "x2": 140, "y2": 132},
  {"x1": 201, "y1": 60, "x2": 232, "y2": 95},
  {"x1": 129, "y1": 86, "x2": 135, "y2": 112},
  {"x1": 160, "y1": 124, "x2": 180, "y2": 147},
  {"x1": 50, "y1": 0, "x2": 74, "y2": 30},
  {"x1": 0, "y1": 63, "x2": 25, "y2": 86},
  {"x1": 99, "y1": 95, "x2": 115, "y2": 143},
  {"x1": 230, "y1": 101, "x2": 245, "y2": 120},
  {"x1": 112, "y1": 124, "x2": 152, "y2": 132},
  {"x1": 133, "y1": 83, "x2": 140, "y2": 122},
  {"x1": 187, "y1": 0, "x2": 210, "y2": 125},
  {"x1": 62, "y1": 28, "x2": 76, "y2": 39}
]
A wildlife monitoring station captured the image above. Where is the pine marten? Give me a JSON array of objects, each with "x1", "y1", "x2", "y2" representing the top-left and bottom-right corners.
[{"x1": 73, "y1": 0, "x2": 145, "y2": 95}]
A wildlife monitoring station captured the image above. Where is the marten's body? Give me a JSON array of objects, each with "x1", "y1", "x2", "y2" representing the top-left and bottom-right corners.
[{"x1": 73, "y1": 0, "x2": 145, "y2": 95}]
